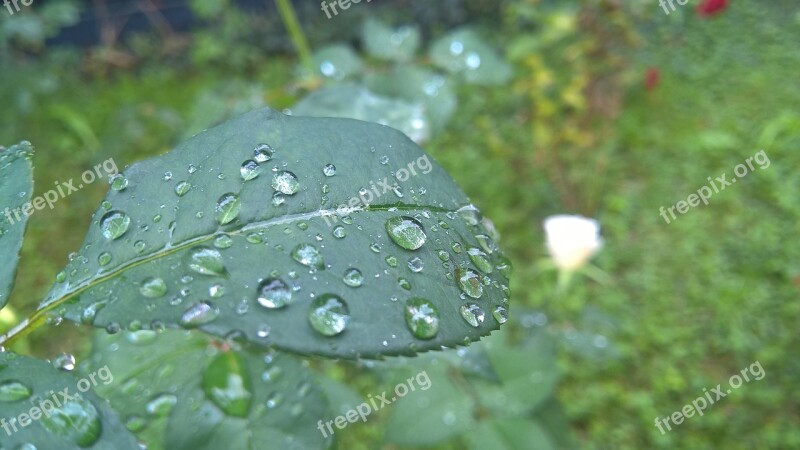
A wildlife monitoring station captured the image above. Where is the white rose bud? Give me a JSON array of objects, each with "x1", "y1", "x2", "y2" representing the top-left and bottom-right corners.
[{"x1": 543, "y1": 215, "x2": 603, "y2": 272}]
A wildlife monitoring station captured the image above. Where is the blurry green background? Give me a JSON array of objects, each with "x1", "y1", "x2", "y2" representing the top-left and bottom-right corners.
[{"x1": 1, "y1": 0, "x2": 798, "y2": 448}]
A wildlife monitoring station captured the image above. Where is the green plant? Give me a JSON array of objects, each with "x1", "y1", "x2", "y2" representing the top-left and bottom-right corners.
[{"x1": 0, "y1": 108, "x2": 515, "y2": 448}]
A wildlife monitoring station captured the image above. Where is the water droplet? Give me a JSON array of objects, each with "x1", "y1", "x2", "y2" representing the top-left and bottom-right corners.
[
  {"x1": 386, "y1": 216, "x2": 427, "y2": 250},
  {"x1": 240, "y1": 160, "x2": 261, "y2": 181},
  {"x1": 407, "y1": 257, "x2": 424, "y2": 273},
  {"x1": 180, "y1": 301, "x2": 220, "y2": 327},
  {"x1": 163, "y1": 171, "x2": 173, "y2": 181},
  {"x1": 266, "y1": 392, "x2": 283, "y2": 408},
  {"x1": 134, "y1": 240, "x2": 146, "y2": 253},
  {"x1": 256, "y1": 324, "x2": 271, "y2": 338},
  {"x1": 308, "y1": 294, "x2": 350, "y2": 336},
  {"x1": 467, "y1": 247, "x2": 493, "y2": 273},
  {"x1": 457, "y1": 205, "x2": 482, "y2": 225},
  {"x1": 187, "y1": 247, "x2": 227, "y2": 276},
  {"x1": 146, "y1": 394, "x2": 177, "y2": 417},
  {"x1": 40, "y1": 395, "x2": 102, "y2": 447},
  {"x1": 272, "y1": 192, "x2": 286, "y2": 206},
  {"x1": 125, "y1": 330, "x2": 157, "y2": 345},
  {"x1": 216, "y1": 193, "x2": 241, "y2": 225},
  {"x1": 379, "y1": 155, "x2": 390, "y2": 165},
  {"x1": 109, "y1": 174, "x2": 128, "y2": 191},
  {"x1": 385, "y1": 255, "x2": 398, "y2": 267},
  {"x1": 52, "y1": 353, "x2": 76, "y2": 371},
  {"x1": 100, "y1": 211, "x2": 131, "y2": 240},
  {"x1": 257, "y1": 278, "x2": 292, "y2": 309},
  {"x1": 0, "y1": 380, "x2": 32, "y2": 402},
  {"x1": 332, "y1": 226, "x2": 346, "y2": 239},
  {"x1": 98, "y1": 252, "x2": 112, "y2": 266},
  {"x1": 254, "y1": 144, "x2": 274, "y2": 162},
  {"x1": 175, "y1": 181, "x2": 192, "y2": 197},
  {"x1": 460, "y1": 303, "x2": 485, "y2": 327},
  {"x1": 404, "y1": 298, "x2": 440, "y2": 339},
  {"x1": 398, "y1": 277, "x2": 411, "y2": 290},
  {"x1": 291, "y1": 244, "x2": 324, "y2": 270},
  {"x1": 342, "y1": 268, "x2": 363, "y2": 287},
  {"x1": 322, "y1": 164, "x2": 336, "y2": 177},
  {"x1": 203, "y1": 352, "x2": 253, "y2": 418},
  {"x1": 214, "y1": 235, "x2": 233, "y2": 249},
  {"x1": 451, "y1": 242, "x2": 463, "y2": 253},
  {"x1": 456, "y1": 268, "x2": 483, "y2": 298},
  {"x1": 209, "y1": 284, "x2": 225, "y2": 298},
  {"x1": 140, "y1": 277, "x2": 167, "y2": 298},
  {"x1": 272, "y1": 171, "x2": 299, "y2": 195},
  {"x1": 492, "y1": 306, "x2": 508, "y2": 324}
]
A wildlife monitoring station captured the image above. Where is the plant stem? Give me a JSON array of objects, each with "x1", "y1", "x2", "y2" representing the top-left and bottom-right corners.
[{"x1": 274, "y1": 0, "x2": 315, "y2": 76}]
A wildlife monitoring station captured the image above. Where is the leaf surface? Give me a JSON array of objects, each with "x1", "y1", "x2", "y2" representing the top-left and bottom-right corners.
[{"x1": 0, "y1": 141, "x2": 34, "y2": 309}]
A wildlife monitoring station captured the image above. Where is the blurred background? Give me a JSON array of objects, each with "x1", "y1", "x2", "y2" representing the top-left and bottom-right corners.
[{"x1": 1, "y1": 0, "x2": 799, "y2": 448}]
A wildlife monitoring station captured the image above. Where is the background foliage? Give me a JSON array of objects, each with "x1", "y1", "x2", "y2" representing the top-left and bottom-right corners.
[{"x1": 1, "y1": 0, "x2": 798, "y2": 448}]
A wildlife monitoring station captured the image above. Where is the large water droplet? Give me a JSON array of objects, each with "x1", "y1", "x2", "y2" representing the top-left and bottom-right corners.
[
  {"x1": 272, "y1": 171, "x2": 299, "y2": 195},
  {"x1": 460, "y1": 303, "x2": 485, "y2": 327},
  {"x1": 256, "y1": 278, "x2": 292, "y2": 309},
  {"x1": 175, "y1": 181, "x2": 192, "y2": 197},
  {"x1": 203, "y1": 352, "x2": 253, "y2": 418},
  {"x1": 492, "y1": 306, "x2": 508, "y2": 324},
  {"x1": 467, "y1": 247, "x2": 493, "y2": 273},
  {"x1": 457, "y1": 205, "x2": 482, "y2": 225},
  {"x1": 342, "y1": 268, "x2": 363, "y2": 287},
  {"x1": 456, "y1": 268, "x2": 483, "y2": 298},
  {"x1": 187, "y1": 247, "x2": 227, "y2": 276},
  {"x1": 404, "y1": 298, "x2": 440, "y2": 339},
  {"x1": 0, "y1": 380, "x2": 32, "y2": 402},
  {"x1": 308, "y1": 294, "x2": 350, "y2": 336},
  {"x1": 140, "y1": 277, "x2": 167, "y2": 298},
  {"x1": 254, "y1": 144, "x2": 274, "y2": 162},
  {"x1": 100, "y1": 211, "x2": 130, "y2": 240},
  {"x1": 180, "y1": 301, "x2": 220, "y2": 327},
  {"x1": 386, "y1": 216, "x2": 427, "y2": 250},
  {"x1": 40, "y1": 395, "x2": 102, "y2": 447},
  {"x1": 240, "y1": 160, "x2": 261, "y2": 181},
  {"x1": 216, "y1": 193, "x2": 241, "y2": 225},
  {"x1": 291, "y1": 244, "x2": 324, "y2": 270}
]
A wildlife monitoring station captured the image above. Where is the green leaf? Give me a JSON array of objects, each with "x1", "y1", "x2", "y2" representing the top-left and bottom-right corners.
[
  {"x1": 293, "y1": 84, "x2": 431, "y2": 143},
  {"x1": 465, "y1": 418, "x2": 555, "y2": 450},
  {"x1": 0, "y1": 141, "x2": 34, "y2": 309},
  {"x1": 38, "y1": 108, "x2": 510, "y2": 360},
  {"x1": 312, "y1": 44, "x2": 364, "y2": 81},
  {"x1": 84, "y1": 329, "x2": 331, "y2": 450},
  {"x1": 361, "y1": 18, "x2": 421, "y2": 62},
  {"x1": 0, "y1": 352, "x2": 139, "y2": 449},
  {"x1": 364, "y1": 66, "x2": 457, "y2": 133},
  {"x1": 384, "y1": 363, "x2": 475, "y2": 446},
  {"x1": 429, "y1": 28, "x2": 512, "y2": 85}
]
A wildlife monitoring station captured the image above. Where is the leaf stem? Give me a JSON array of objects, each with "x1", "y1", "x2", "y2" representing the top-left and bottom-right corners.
[{"x1": 273, "y1": 0, "x2": 315, "y2": 76}]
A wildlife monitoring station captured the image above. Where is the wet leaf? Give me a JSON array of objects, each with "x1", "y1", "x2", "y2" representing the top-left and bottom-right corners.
[{"x1": 0, "y1": 141, "x2": 34, "y2": 309}]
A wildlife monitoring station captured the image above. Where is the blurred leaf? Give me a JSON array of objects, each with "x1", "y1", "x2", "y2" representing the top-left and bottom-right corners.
[
  {"x1": 37, "y1": 108, "x2": 509, "y2": 359},
  {"x1": 466, "y1": 418, "x2": 555, "y2": 450},
  {"x1": 361, "y1": 18, "x2": 421, "y2": 62},
  {"x1": 365, "y1": 66, "x2": 457, "y2": 133},
  {"x1": 189, "y1": 0, "x2": 231, "y2": 20},
  {"x1": 0, "y1": 352, "x2": 139, "y2": 449},
  {"x1": 293, "y1": 84, "x2": 431, "y2": 143},
  {"x1": 0, "y1": 141, "x2": 34, "y2": 309},
  {"x1": 384, "y1": 363, "x2": 475, "y2": 446},
  {"x1": 315, "y1": 376, "x2": 364, "y2": 418},
  {"x1": 429, "y1": 28, "x2": 512, "y2": 85},
  {"x1": 312, "y1": 44, "x2": 364, "y2": 81}
]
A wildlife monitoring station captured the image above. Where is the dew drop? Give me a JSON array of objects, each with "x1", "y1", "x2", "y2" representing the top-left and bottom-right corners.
[
  {"x1": 385, "y1": 216, "x2": 427, "y2": 250},
  {"x1": 404, "y1": 298, "x2": 440, "y2": 340},
  {"x1": 0, "y1": 380, "x2": 32, "y2": 402},
  {"x1": 407, "y1": 257, "x2": 424, "y2": 273},
  {"x1": 323, "y1": 164, "x2": 336, "y2": 177},
  {"x1": 100, "y1": 211, "x2": 130, "y2": 240},
  {"x1": 254, "y1": 143, "x2": 274, "y2": 162},
  {"x1": 308, "y1": 294, "x2": 350, "y2": 337},
  {"x1": 456, "y1": 268, "x2": 483, "y2": 298},
  {"x1": 179, "y1": 301, "x2": 220, "y2": 327},
  {"x1": 187, "y1": 247, "x2": 227, "y2": 276},
  {"x1": 98, "y1": 252, "x2": 112, "y2": 266},
  {"x1": 342, "y1": 268, "x2": 363, "y2": 287},
  {"x1": 214, "y1": 235, "x2": 233, "y2": 249},
  {"x1": 291, "y1": 244, "x2": 324, "y2": 270},
  {"x1": 332, "y1": 226, "x2": 346, "y2": 239},
  {"x1": 175, "y1": 181, "x2": 192, "y2": 197},
  {"x1": 256, "y1": 278, "x2": 293, "y2": 309},
  {"x1": 146, "y1": 394, "x2": 177, "y2": 417},
  {"x1": 272, "y1": 171, "x2": 299, "y2": 195},
  {"x1": 203, "y1": 352, "x2": 253, "y2": 418},
  {"x1": 40, "y1": 395, "x2": 102, "y2": 447},
  {"x1": 52, "y1": 353, "x2": 76, "y2": 371},
  {"x1": 492, "y1": 305, "x2": 508, "y2": 324},
  {"x1": 460, "y1": 303, "x2": 485, "y2": 327},
  {"x1": 216, "y1": 193, "x2": 241, "y2": 225},
  {"x1": 140, "y1": 277, "x2": 167, "y2": 298},
  {"x1": 467, "y1": 247, "x2": 493, "y2": 273},
  {"x1": 109, "y1": 174, "x2": 128, "y2": 191},
  {"x1": 240, "y1": 160, "x2": 261, "y2": 181}
]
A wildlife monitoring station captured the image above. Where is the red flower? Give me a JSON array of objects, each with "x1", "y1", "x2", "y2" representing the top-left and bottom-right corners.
[
  {"x1": 697, "y1": 0, "x2": 730, "y2": 17},
  {"x1": 645, "y1": 67, "x2": 660, "y2": 91}
]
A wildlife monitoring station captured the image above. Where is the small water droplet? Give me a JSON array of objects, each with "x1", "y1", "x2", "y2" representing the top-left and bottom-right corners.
[
  {"x1": 98, "y1": 252, "x2": 112, "y2": 266},
  {"x1": 52, "y1": 353, "x2": 76, "y2": 371},
  {"x1": 385, "y1": 255, "x2": 398, "y2": 267},
  {"x1": 342, "y1": 268, "x2": 363, "y2": 287},
  {"x1": 456, "y1": 268, "x2": 483, "y2": 298},
  {"x1": 214, "y1": 235, "x2": 234, "y2": 249},
  {"x1": 146, "y1": 394, "x2": 177, "y2": 417},
  {"x1": 332, "y1": 226, "x2": 346, "y2": 239},
  {"x1": 254, "y1": 144, "x2": 274, "y2": 162},
  {"x1": 323, "y1": 164, "x2": 336, "y2": 177},
  {"x1": 216, "y1": 193, "x2": 241, "y2": 225},
  {"x1": 109, "y1": 174, "x2": 128, "y2": 191},
  {"x1": 460, "y1": 303, "x2": 485, "y2": 327},
  {"x1": 467, "y1": 247, "x2": 493, "y2": 273},
  {"x1": 175, "y1": 181, "x2": 192, "y2": 197},
  {"x1": 134, "y1": 240, "x2": 146, "y2": 253},
  {"x1": 272, "y1": 171, "x2": 299, "y2": 195},
  {"x1": 407, "y1": 257, "x2": 424, "y2": 273},
  {"x1": 139, "y1": 277, "x2": 167, "y2": 298},
  {"x1": 492, "y1": 306, "x2": 508, "y2": 324},
  {"x1": 187, "y1": 247, "x2": 227, "y2": 276},
  {"x1": 100, "y1": 211, "x2": 131, "y2": 240},
  {"x1": 291, "y1": 244, "x2": 324, "y2": 270},
  {"x1": 257, "y1": 278, "x2": 293, "y2": 309},
  {"x1": 404, "y1": 298, "x2": 440, "y2": 339},
  {"x1": 308, "y1": 294, "x2": 350, "y2": 336},
  {"x1": 180, "y1": 301, "x2": 220, "y2": 327},
  {"x1": 240, "y1": 160, "x2": 261, "y2": 181},
  {"x1": 386, "y1": 216, "x2": 427, "y2": 250}
]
